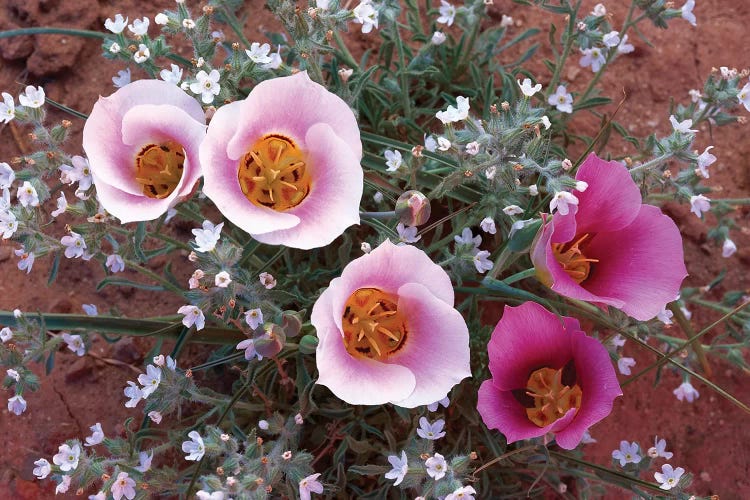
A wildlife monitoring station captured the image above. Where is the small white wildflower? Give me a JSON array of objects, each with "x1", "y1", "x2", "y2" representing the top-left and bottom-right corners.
[
  {"x1": 656, "y1": 306, "x2": 674, "y2": 325},
  {"x1": 385, "y1": 451, "x2": 408, "y2": 485},
  {"x1": 485, "y1": 166, "x2": 496, "y2": 179},
  {"x1": 128, "y1": 17, "x2": 150, "y2": 36},
  {"x1": 503, "y1": 205, "x2": 524, "y2": 216},
  {"x1": 579, "y1": 47, "x2": 606, "y2": 72},
  {"x1": 529, "y1": 184, "x2": 539, "y2": 196},
  {"x1": 178, "y1": 305, "x2": 206, "y2": 330},
  {"x1": 396, "y1": 223, "x2": 421, "y2": 244},
  {"x1": 541, "y1": 115, "x2": 551, "y2": 129},
  {"x1": 689, "y1": 194, "x2": 710, "y2": 218},
  {"x1": 575, "y1": 180, "x2": 588, "y2": 192},
  {"x1": 135, "y1": 450, "x2": 153, "y2": 472},
  {"x1": 215, "y1": 271, "x2": 232, "y2": 288},
  {"x1": 182, "y1": 18, "x2": 196, "y2": 29},
  {"x1": 62, "y1": 333, "x2": 86, "y2": 356},
  {"x1": 259, "y1": 272, "x2": 277, "y2": 289},
  {"x1": 7, "y1": 394, "x2": 26, "y2": 415},
  {"x1": 617, "y1": 34, "x2": 635, "y2": 54},
  {"x1": 138, "y1": 364, "x2": 161, "y2": 398},
  {"x1": 472, "y1": 250, "x2": 493, "y2": 273},
  {"x1": 133, "y1": 44, "x2": 150, "y2": 64},
  {"x1": 244, "y1": 308, "x2": 263, "y2": 330},
  {"x1": 673, "y1": 381, "x2": 699, "y2": 402},
  {"x1": 647, "y1": 437, "x2": 674, "y2": 460},
  {"x1": 0, "y1": 327, "x2": 12, "y2": 343},
  {"x1": 500, "y1": 15, "x2": 513, "y2": 27},
  {"x1": 431, "y1": 31, "x2": 447, "y2": 45},
  {"x1": 465, "y1": 141, "x2": 480, "y2": 155},
  {"x1": 106, "y1": 254, "x2": 125, "y2": 273},
  {"x1": 681, "y1": 0, "x2": 696, "y2": 27},
  {"x1": 722, "y1": 238, "x2": 737, "y2": 258},
  {"x1": 182, "y1": 431, "x2": 205, "y2": 461},
  {"x1": 592, "y1": 4, "x2": 606, "y2": 16},
  {"x1": 0, "y1": 93, "x2": 15, "y2": 123},
  {"x1": 51, "y1": 192, "x2": 67, "y2": 217},
  {"x1": 148, "y1": 411, "x2": 163, "y2": 424},
  {"x1": 160, "y1": 64, "x2": 183, "y2": 85},
  {"x1": 85, "y1": 423, "x2": 105, "y2": 446},
  {"x1": 480, "y1": 217, "x2": 496, "y2": 234},
  {"x1": 124, "y1": 381, "x2": 143, "y2": 408},
  {"x1": 454, "y1": 227, "x2": 481, "y2": 248},
  {"x1": 104, "y1": 14, "x2": 128, "y2": 34},
  {"x1": 738, "y1": 82, "x2": 750, "y2": 112},
  {"x1": 56, "y1": 475, "x2": 71, "y2": 494},
  {"x1": 655, "y1": 464, "x2": 686, "y2": 490},
  {"x1": 15, "y1": 248, "x2": 34, "y2": 274},
  {"x1": 53, "y1": 443, "x2": 81, "y2": 472},
  {"x1": 612, "y1": 441, "x2": 641, "y2": 467},
  {"x1": 6, "y1": 368, "x2": 20, "y2": 381},
  {"x1": 361, "y1": 241, "x2": 372, "y2": 253},
  {"x1": 109, "y1": 42, "x2": 121, "y2": 54},
  {"x1": 111, "y1": 471, "x2": 136, "y2": 500},
  {"x1": 548, "y1": 85, "x2": 573, "y2": 113},
  {"x1": 550, "y1": 191, "x2": 579, "y2": 215},
  {"x1": 670, "y1": 115, "x2": 698, "y2": 133},
  {"x1": 445, "y1": 486, "x2": 477, "y2": 500},
  {"x1": 112, "y1": 68, "x2": 131, "y2": 88},
  {"x1": 437, "y1": 136, "x2": 451, "y2": 151},
  {"x1": 518, "y1": 78, "x2": 542, "y2": 97},
  {"x1": 61, "y1": 231, "x2": 87, "y2": 259},
  {"x1": 696, "y1": 146, "x2": 716, "y2": 178},
  {"x1": 154, "y1": 13, "x2": 169, "y2": 25},
  {"x1": 417, "y1": 417, "x2": 446, "y2": 440},
  {"x1": 263, "y1": 46, "x2": 282, "y2": 70},
  {"x1": 295, "y1": 413, "x2": 304, "y2": 425},
  {"x1": 436, "y1": 96, "x2": 470, "y2": 124},
  {"x1": 189, "y1": 269, "x2": 205, "y2": 289},
  {"x1": 602, "y1": 31, "x2": 621, "y2": 48},
  {"x1": 192, "y1": 220, "x2": 224, "y2": 252},
  {"x1": 190, "y1": 70, "x2": 221, "y2": 104},
  {"x1": 258, "y1": 419, "x2": 269, "y2": 430},
  {"x1": 246, "y1": 42, "x2": 273, "y2": 64},
  {"x1": 425, "y1": 452, "x2": 448, "y2": 480},
  {"x1": 617, "y1": 357, "x2": 636, "y2": 375},
  {"x1": 561, "y1": 158, "x2": 573, "y2": 171},
  {"x1": 33, "y1": 458, "x2": 51, "y2": 479},
  {"x1": 17, "y1": 181, "x2": 39, "y2": 207},
  {"x1": 299, "y1": 473, "x2": 324, "y2": 500},
  {"x1": 437, "y1": 0, "x2": 456, "y2": 26},
  {"x1": 353, "y1": 0, "x2": 379, "y2": 34},
  {"x1": 384, "y1": 149, "x2": 402, "y2": 172}
]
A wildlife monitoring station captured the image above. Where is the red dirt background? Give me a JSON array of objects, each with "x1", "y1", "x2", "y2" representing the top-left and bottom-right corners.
[{"x1": 0, "y1": 0, "x2": 748, "y2": 498}]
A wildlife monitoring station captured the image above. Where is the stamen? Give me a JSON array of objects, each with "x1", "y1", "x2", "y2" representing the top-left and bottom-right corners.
[
  {"x1": 342, "y1": 288, "x2": 408, "y2": 360},
  {"x1": 238, "y1": 135, "x2": 311, "y2": 211},
  {"x1": 551, "y1": 232, "x2": 599, "y2": 284},
  {"x1": 134, "y1": 140, "x2": 186, "y2": 199},
  {"x1": 522, "y1": 365, "x2": 583, "y2": 428}
]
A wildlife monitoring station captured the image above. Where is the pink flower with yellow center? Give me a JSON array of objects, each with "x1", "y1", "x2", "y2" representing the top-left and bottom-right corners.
[
  {"x1": 477, "y1": 302, "x2": 621, "y2": 449},
  {"x1": 311, "y1": 240, "x2": 470, "y2": 407},
  {"x1": 82, "y1": 80, "x2": 206, "y2": 223},
  {"x1": 200, "y1": 72, "x2": 363, "y2": 249},
  {"x1": 531, "y1": 153, "x2": 687, "y2": 320}
]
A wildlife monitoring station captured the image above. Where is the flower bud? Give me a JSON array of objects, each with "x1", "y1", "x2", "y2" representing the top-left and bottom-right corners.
[
  {"x1": 395, "y1": 190, "x2": 431, "y2": 226},
  {"x1": 254, "y1": 324, "x2": 286, "y2": 358},
  {"x1": 281, "y1": 310, "x2": 304, "y2": 338},
  {"x1": 298, "y1": 334, "x2": 319, "y2": 354}
]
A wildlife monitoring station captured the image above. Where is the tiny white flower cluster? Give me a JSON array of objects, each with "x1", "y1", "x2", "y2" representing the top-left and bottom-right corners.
[
  {"x1": 123, "y1": 356, "x2": 176, "y2": 408},
  {"x1": 611, "y1": 437, "x2": 685, "y2": 490},
  {"x1": 454, "y1": 228, "x2": 493, "y2": 274}
]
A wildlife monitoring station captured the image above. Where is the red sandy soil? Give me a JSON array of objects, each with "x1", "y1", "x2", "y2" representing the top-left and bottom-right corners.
[{"x1": 0, "y1": 0, "x2": 748, "y2": 498}]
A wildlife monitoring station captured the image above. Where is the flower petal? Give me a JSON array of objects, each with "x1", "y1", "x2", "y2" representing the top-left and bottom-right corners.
[
  {"x1": 315, "y1": 314, "x2": 416, "y2": 405},
  {"x1": 554, "y1": 331, "x2": 622, "y2": 449},
  {"x1": 486, "y1": 303, "x2": 575, "y2": 391},
  {"x1": 583, "y1": 205, "x2": 687, "y2": 320},
  {"x1": 388, "y1": 282, "x2": 471, "y2": 407},
  {"x1": 251, "y1": 123, "x2": 362, "y2": 249},
  {"x1": 477, "y1": 380, "x2": 547, "y2": 444},
  {"x1": 572, "y1": 153, "x2": 643, "y2": 234},
  {"x1": 200, "y1": 101, "x2": 300, "y2": 234}
]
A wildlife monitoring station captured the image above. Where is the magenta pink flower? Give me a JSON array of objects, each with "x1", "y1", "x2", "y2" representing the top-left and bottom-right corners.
[
  {"x1": 200, "y1": 72, "x2": 363, "y2": 249},
  {"x1": 477, "y1": 302, "x2": 621, "y2": 449},
  {"x1": 82, "y1": 80, "x2": 206, "y2": 223},
  {"x1": 311, "y1": 240, "x2": 470, "y2": 407},
  {"x1": 531, "y1": 153, "x2": 687, "y2": 320}
]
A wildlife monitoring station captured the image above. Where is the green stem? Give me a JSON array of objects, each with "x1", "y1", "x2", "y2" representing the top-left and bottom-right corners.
[
  {"x1": 123, "y1": 259, "x2": 184, "y2": 294},
  {"x1": 333, "y1": 30, "x2": 359, "y2": 70},
  {"x1": 668, "y1": 302, "x2": 712, "y2": 376},
  {"x1": 360, "y1": 210, "x2": 396, "y2": 220},
  {"x1": 501, "y1": 267, "x2": 536, "y2": 285},
  {"x1": 0, "y1": 27, "x2": 106, "y2": 40},
  {"x1": 0, "y1": 312, "x2": 246, "y2": 345},
  {"x1": 545, "y1": 0, "x2": 582, "y2": 96},
  {"x1": 628, "y1": 153, "x2": 673, "y2": 175},
  {"x1": 219, "y1": 6, "x2": 251, "y2": 48}
]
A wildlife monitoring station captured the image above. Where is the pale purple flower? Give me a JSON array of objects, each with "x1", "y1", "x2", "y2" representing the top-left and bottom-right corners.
[
  {"x1": 0, "y1": 93, "x2": 14, "y2": 123},
  {"x1": 33, "y1": 458, "x2": 51, "y2": 479},
  {"x1": 612, "y1": 440, "x2": 642, "y2": 467},
  {"x1": 673, "y1": 381, "x2": 699, "y2": 402},
  {"x1": 384, "y1": 149, "x2": 402, "y2": 172},
  {"x1": 182, "y1": 431, "x2": 205, "y2": 461},
  {"x1": 8, "y1": 394, "x2": 26, "y2": 415},
  {"x1": 670, "y1": 115, "x2": 697, "y2": 133},
  {"x1": 454, "y1": 227, "x2": 481, "y2": 249},
  {"x1": 722, "y1": 238, "x2": 737, "y2": 258},
  {"x1": 106, "y1": 254, "x2": 125, "y2": 273},
  {"x1": 647, "y1": 437, "x2": 673, "y2": 460},
  {"x1": 190, "y1": 70, "x2": 221, "y2": 104},
  {"x1": 299, "y1": 473, "x2": 324, "y2": 500},
  {"x1": 53, "y1": 443, "x2": 81, "y2": 472},
  {"x1": 14, "y1": 248, "x2": 34, "y2": 274},
  {"x1": 549, "y1": 191, "x2": 579, "y2": 215},
  {"x1": 681, "y1": 0, "x2": 696, "y2": 26},
  {"x1": 193, "y1": 221, "x2": 224, "y2": 252},
  {"x1": 19, "y1": 86, "x2": 45, "y2": 108},
  {"x1": 0, "y1": 162, "x2": 15, "y2": 188},
  {"x1": 436, "y1": 0, "x2": 456, "y2": 26},
  {"x1": 178, "y1": 305, "x2": 205, "y2": 330},
  {"x1": 85, "y1": 422, "x2": 105, "y2": 446},
  {"x1": 425, "y1": 452, "x2": 448, "y2": 480},
  {"x1": 417, "y1": 417, "x2": 446, "y2": 440},
  {"x1": 124, "y1": 381, "x2": 144, "y2": 407},
  {"x1": 55, "y1": 475, "x2": 71, "y2": 495},
  {"x1": 602, "y1": 31, "x2": 621, "y2": 48},
  {"x1": 385, "y1": 450, "x2": 408, "y2": 485},
  {"x1": 135, "y1": 450, "x2": 153, "y2": 472},
  {"x1": 112, "y1": 68, "x2": 131, "y2": 88},
  {"x1": 396, "y1": 222, "x2": 421, "y2": 244},
  {"x1": 617, "y1": 34, "x2": 635, "y2": 54},
  {"x1": 62, "y1": 333, "x2": 86, "y2": 356},
  {"x1": 690, "y1": 194, "x2": 711, "y2": 218},
  {"x1": 17, "y1": 181, "x2": 39, "y2": 207},
  {"x1": 236, "y1": 338, "x2": 262, "y2": 361},
  {"x1": 446, "y1": 485, "x2": 477, "y2": 500},
  {"x1": 244, "y1": 309, "x2": 263, "y2": 329},
  {"x1": 480, "y1": 217, "x2": 496, "y2": 234},
  {"x1": 148, "y1": 411, "x2": 162, "y2": 424},
  {"x1": 472, "y1": 250, "x2": 493, "y2": 273},
  {"x1": 138, "y1": 364, "x2": 161, "y2": 398},
  {"x1": 696, "y1": 146, "x2": 716, "y2": 178},
  {"x1": 61, "y1": 232, "x2": 86, "y2": 259},
  {"x1": 518, "y1": 78, "x2": 542, "y2": 97},
  {"x1": 579, "y1": 47, "x2": 606, "y2": 72},
  {"x1": 111, "y1": 471, "x2": 136, "y2": 500},
  {"x1": 352, "y1": 0, "x2": 379, "y2": 34},
  {"x1": 427, "y1": 396, "x2": 450, "y2": 412},
  {"x1": 617, "y1": 357, "x2": 636, "y2": 375},
  {"x1": 548, "y1": 85, "x2": 573, "y2": 113},
  {"x1": 655, "y1": 464, "x2": 685, "y2": 490}
]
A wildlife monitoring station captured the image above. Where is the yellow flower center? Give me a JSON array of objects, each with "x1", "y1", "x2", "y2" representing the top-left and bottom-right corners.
[
  {"x1": 342, "y1": 288, "x2": 407, "y2": 360},
  {"x1": 551, "y1": 233, "x2": 598, "y2": 284},
  {"x1": 237, "y1": 135, "x2": 311, "y2": 211},
  {"x1": 135, "y1": 140, "x2": 186, "y2": 199},
  {"x1": 523, "y1": 366, "x2": 582, "y2": 427}
]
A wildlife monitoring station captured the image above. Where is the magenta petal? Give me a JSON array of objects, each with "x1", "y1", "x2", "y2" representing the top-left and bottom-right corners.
[
  {"x1": 315, "y1": 311, "x2": 415, "y2": 405},
  {"x1": 388, "y1": 283, "x2": 471, "y2": 408},
  {"x1": 554, "y1": 331, "x2": 622, "y2": 449},
  {"x1": 251, "y1": 123, "x2": 363, "y2": 249},
  {"x1": 477, "y1": 380, "x2": 546, "y2": 444},
  {"x1": 583, "y1": 205, "x2": 687, "y2": 320},
  {"x1": 486, "y1": 303, "x2": 574, "y2": 391},
  {"x1": 200, "y1": 101, "x2": 300, "y2": 234},
  {"x1": 573, "y1": 153, "x2": 643, "y2": 234}
]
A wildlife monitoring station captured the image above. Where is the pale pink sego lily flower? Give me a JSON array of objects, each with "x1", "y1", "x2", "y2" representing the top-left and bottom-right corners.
[
  {"x1": 311, "y1": 240, "x2": 470, "y2": 407},
  {"x1": 477, "y1": 302, "x2": 622, "y2": 450},
  {"x1": 531, "y1": 153, "x2": 687, "y2": 321},
  {"x1": 200, "y1": 72, "x2": 363, "y2": 249},
  {"x1": 82, "y1": 80, "x2": 206, "y2": 223}
]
